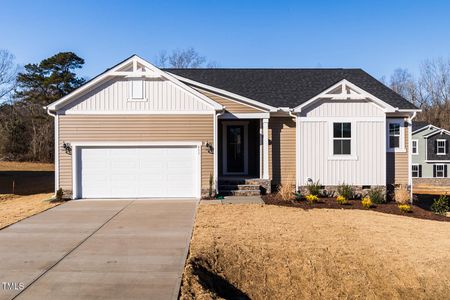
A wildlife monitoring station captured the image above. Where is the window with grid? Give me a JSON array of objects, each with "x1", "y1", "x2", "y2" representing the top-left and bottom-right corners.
[
  {"x1": 333, "y1": 123, "x2": 351, "y2": 155},
  {"x1": 389, "y1": 123, "x2": 401, "y2": 149},
  {"x1": 412, "y1": 140, "x2": 418, "y2": 154},
  {"x1": 437, "y1": 140, "x2": 446, "y2": 155},
  {"x1": 412, "y1": 165, "x2": 421, "y2": 178},
  {"x1": 434, "y1": 165, "x2": 446, "y2": 178}
]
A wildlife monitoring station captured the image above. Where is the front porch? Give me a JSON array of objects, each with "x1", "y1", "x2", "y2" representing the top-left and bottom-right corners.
[{"x1": 217, "y1": 117, "x2": 271, "y2": 195}]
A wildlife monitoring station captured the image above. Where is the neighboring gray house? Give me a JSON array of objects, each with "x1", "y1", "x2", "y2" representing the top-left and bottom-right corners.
[{"x1": 412, "y1": 122, "x2": 450, "y2": 185}]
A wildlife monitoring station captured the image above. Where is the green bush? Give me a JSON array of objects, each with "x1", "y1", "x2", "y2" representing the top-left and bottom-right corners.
[
  {"x1": 337, "y1": 183, "x2": 354, "y2": 199},
  {"x1": 295, "y1": 192, "x2": 302, "y2": 201},
  {"x1": 367, "y1": 187, "x2": 386, "y2": 204},
  {"x1": 55, "y1": 188, "x2": 64, "y2": 201},
  {"x1": 307, "y1": 180, "x2": 321, "y2": 196},
  {"x1": 431, "y1": 194, "x2": 449, "y2": 216}
]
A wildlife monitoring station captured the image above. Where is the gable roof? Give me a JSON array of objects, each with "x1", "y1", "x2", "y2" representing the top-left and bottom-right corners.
[
  {"x1": 423, "y1": 128, "x2": 450, "y2": 138},
  {"x1": 46, "y1": 55, "x2": 223, "y2": 112},
  {"x1": 164, "y1": 68, "x2": 418, "y2": 110}
]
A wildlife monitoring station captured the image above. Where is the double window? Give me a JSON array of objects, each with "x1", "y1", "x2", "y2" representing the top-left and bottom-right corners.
[
  {"x1": 333, "y1": 122, "x2": 351, "y2": 155},
  {"x1": 437, "y1": 139, "x2": 447, "y2": 155},
  {"x1": 412, "y1": 164, "x2": 421, "y2": 178}
]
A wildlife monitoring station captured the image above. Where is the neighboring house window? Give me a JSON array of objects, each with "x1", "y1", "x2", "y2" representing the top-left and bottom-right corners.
[
  {"x1": 412, "y1": 164, "x2": 422, "y2": 178},
  {"x1": 436, "y1": 139, "x2": 446, "y2": 155},
  {"x1": 433, "y1": 164, "x2": 447, "y2": 178},
  {"x1": 333, "y1": 122, "x2": 351, "y2": 155},
  {"x1": 412, "y1": 140, "x2": 418, "y2": 155},
  {"x1": 129, "y1": 79, "x2": 145, "y2": 100}
]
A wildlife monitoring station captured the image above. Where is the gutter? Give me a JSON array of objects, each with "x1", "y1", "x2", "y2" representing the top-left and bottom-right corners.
[{"x1": 44, "y1": 106, "x2": 58, "y2": 195}]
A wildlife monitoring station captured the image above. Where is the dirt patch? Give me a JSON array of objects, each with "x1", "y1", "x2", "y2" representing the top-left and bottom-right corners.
[
  {"x1": 0, "y1": 193, "x2": 60, "y2": 229},
  {"x1": 181, "y1": 204, "x2": 450, "y2": 299},
  {"x1": 0, "y1": 161, "x2": 54, "y2": 171},
  {"x1": 263, "y1": 194, "x2": 449, "y2": 222}
]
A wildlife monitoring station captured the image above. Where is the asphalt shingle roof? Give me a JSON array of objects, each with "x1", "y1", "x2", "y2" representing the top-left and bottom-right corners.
[
  {"x1": 164, "y1": 68, "x2": 417, "y2": 110},
  {"x1": 412, "y1": 121, "x2": 431, "y2": 132}
]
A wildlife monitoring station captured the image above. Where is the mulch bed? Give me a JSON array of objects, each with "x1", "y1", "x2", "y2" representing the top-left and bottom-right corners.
[{"x1": 263, "y1": 194, "x2": 449, "y2": 222}]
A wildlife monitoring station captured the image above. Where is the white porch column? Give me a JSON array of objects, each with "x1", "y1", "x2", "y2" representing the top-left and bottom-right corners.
[{"x1": 263, "y1": 118, "x2": 269, "y2": 179}]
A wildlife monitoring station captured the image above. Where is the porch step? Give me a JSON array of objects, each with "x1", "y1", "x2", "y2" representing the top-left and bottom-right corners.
[
  {"x1": 219, "y1": 189, "x2": 261, "y2": 196},
  {"x1": 219, "y1": 184, "x2": 259, "y2": 191}
]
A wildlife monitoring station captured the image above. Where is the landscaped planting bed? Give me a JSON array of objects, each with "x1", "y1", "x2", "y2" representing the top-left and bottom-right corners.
[{"x1": 263, "y1": 194, "x2": 449, "y2": 222}]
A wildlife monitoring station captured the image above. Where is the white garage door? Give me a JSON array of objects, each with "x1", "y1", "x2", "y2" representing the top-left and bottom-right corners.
[{"x1": 77, "y1": 146, "x2": 199, "y2": 199}]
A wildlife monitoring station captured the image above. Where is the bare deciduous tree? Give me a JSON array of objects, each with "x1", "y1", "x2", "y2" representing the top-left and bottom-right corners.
[
  {"x1": 0, "y1": 49, "x2": 19, "y2": 102},
  {"x1": 387, "y1": 57, "x2": 450, "y2": 130},
  {"x1": 155, "y1": 48, "x2": 216, "y2": 68}
]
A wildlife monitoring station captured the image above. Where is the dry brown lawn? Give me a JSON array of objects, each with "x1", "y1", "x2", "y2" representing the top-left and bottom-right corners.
[
  {"x1": 0, "y1": 193, "x2": 59, "y2": 229},
  {"x1": 0, "y1": 161, "x2": 54, "y2": 171},
  {"x1": 181, "y1": 204, "x2": 450, "y2": 299}
]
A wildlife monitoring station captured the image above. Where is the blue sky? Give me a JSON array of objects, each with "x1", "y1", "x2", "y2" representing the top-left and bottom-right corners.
[{"x1": 1, "y1": 0, "x2": 450, "y2": 80}]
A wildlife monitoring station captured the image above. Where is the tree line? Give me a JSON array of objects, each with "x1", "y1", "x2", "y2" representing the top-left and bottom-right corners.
[{"x1": 0, "y1": 49, "x2": 448, "y2": 163}]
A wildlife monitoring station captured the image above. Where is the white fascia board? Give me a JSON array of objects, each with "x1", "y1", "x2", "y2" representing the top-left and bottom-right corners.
[
  {"x1": 412, "y1": 124, "x2": 439, "y2": 134},
  {"x1": 168, "y1": 73, "x2": 277, "y2": 112},
  {"x1": 219, "y1": 112, "x2": 270, "y2": 119},
  {"x1": 47, "y1": 55, "x2": 224, "y2": 113},
  {"x1": 70, "y1": 141, "x2": 202, "y2": 147},
  {"x1": 423, "y1": 128, "x2": 450, "y2": 138},
  {"x1": 293, "y1": 79, "x2": 397, "y2": 113}
]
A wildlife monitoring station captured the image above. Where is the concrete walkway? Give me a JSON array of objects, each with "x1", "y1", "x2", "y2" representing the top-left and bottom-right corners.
[{"x1": 0, "y1": 199, "x2": 197, "y2": 300}]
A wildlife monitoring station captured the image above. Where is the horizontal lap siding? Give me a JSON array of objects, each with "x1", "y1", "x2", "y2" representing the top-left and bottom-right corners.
[
  {"x1": 196, "y1": 89, "x2": 264, "y2": 113},
  {"x1": 58, "y1": 115, "x2": 214, "y2": 192},
  {"x1": 269, "y1": 117, "x2": 296, "y2": 185},
  {"x1": 387, "y1": 122, "x2": 409, "y2": 185}
]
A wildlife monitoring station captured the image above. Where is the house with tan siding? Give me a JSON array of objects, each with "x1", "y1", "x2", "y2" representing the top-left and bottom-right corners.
[{"x1": 45, "y1": 55, "x2": 420, "y2": 199}]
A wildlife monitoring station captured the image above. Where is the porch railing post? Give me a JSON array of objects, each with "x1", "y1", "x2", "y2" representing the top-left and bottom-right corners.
[{"x1": 263, "y1": 118, "x2": 269, "y2": 180}]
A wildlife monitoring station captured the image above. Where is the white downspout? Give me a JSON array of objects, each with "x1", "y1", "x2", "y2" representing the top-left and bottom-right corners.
[
  {"x1": 408, "y1": 111, "x2": 417, "y2": 204},
  {"x1": 45, "y1": 106, "x2": 58, "y2": 195},
  {"x1": 289, "y1": 110, "x2": 299, "y2": 192}
]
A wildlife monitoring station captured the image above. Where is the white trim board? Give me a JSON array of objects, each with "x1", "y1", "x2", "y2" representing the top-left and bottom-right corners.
[{"x1": 219, "y1": 112, "x2": 270, "y2": 119}]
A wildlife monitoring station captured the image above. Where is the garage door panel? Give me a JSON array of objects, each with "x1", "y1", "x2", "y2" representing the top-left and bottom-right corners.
[{"x1": 77, "y1": 146, "x2": 198, "y2": 198}]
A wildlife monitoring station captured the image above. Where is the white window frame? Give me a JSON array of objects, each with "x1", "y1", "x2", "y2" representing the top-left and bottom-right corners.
[
  {"x1": 435, "y1": 164, "x2": 445, "y2": 178},
  {"x1": 412, "y1": 164, "x2": 420, "y2": 178},
  {"x1": 437, "y1": 139, "x2": 446, "y2": 155},
  {"x1": 328, "y1": 121, "x2": 357, "y2": 160},
  {"x1": 412, "y1": 139, "x2": 418, "y2": 155},
  {"x1": 128, "y1": 79, "x2": 147, "y2": 101},
  {"x1": 387, "y1": 119, "x2": 405, "y2": 152}
]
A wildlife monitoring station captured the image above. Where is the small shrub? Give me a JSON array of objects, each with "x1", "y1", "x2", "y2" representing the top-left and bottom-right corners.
[
  {"x1": 398, "y1": 204, "x2": 412, "y2": 213},
  {"x1": 307, "y1": 180, "x2": 321, "y2": 196},
  {"x1": 336, "y1": 195, "x2": 348, "y2": 205},
  {"x1": 362, "y1": 197, "x2": 373, "y2": 209},
  {"x1": 55, "y1": 188, "x2": 64, "y2": 201},
  {"x1": 306, "y1": 194, "x2": 319, "y2": 204},
  {"x1": 277, "y1": 182, "x2": 295, "y2": 201},
  {"x1": 295, "y1": 192, "x2": 302, "y2": 201},
  {"x1": 395, "y1": 185, "x2": 410, "y2": 204},
  {"x1": 337, "y1": 183, "x2": 353, "y2": 200},
  {"x1": 367, "y1": 187, "x2": 385, "y2": 204},
  {"x1": 431, "y1": 194, "x2": 449, "y2": 216}
]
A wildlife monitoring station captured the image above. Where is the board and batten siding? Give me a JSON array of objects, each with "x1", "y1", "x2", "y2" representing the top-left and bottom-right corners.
[
  {"x1": 386, "y1": 119, "x2": 409, "y2": 185},
  {"x1": 298, "y1": 100, "x2": 386, "y2": 186},
  {"x1": 58, "y1": 115, "x2": 214, "y2": 193},
  {"x1": 62, "y1": 78, "x2": 213, "y2": 113},
  {"x1": 269, "y1": 117, "x2": 296, "y2": 185},
  {"x1": 195, "y1": 88, "x2": 265, "y2": 114}
]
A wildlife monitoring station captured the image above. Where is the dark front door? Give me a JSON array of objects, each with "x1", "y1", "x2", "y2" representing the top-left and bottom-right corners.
[{"x1": 226, "y1": 125, "x2": 245, "y2": 173}]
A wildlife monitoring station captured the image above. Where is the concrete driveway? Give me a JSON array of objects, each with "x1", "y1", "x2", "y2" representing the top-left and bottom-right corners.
[{"x1": 0, "y1": 199, "x2": 197, "y2": 300}]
